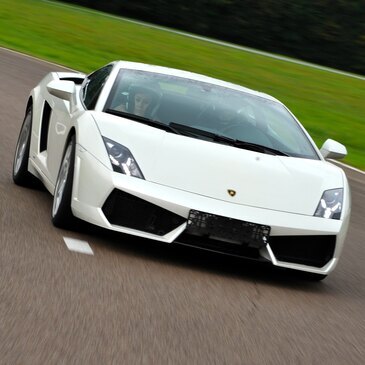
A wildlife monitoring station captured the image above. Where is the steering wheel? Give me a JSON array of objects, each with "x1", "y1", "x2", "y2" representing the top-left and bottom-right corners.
[
  {"x1": 219, "y1": 123, "x2": 248, "y2": 138},
  {"x1": 221, "y1": 122, "x2": 273, "y2": 146}
]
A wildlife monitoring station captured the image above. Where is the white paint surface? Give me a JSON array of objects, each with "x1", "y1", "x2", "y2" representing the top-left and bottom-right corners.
[{"x1": 63, "y1": 237, "x2": 94, "y2": 255}]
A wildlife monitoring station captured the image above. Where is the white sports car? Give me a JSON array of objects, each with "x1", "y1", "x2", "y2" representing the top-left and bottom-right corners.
[{"x1": 13, "y1": 61, "x2": 351, "y2": 280}]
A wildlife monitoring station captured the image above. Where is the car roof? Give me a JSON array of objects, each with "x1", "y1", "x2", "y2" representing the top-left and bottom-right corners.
[{"x1": 111, "y1": 60, "x2": 280, "y2": 103}]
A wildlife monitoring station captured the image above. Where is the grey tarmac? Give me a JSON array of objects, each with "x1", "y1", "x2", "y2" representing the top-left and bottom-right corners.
[{"x1": 0, "y1": 48, "x2": 364, "y2": 364}]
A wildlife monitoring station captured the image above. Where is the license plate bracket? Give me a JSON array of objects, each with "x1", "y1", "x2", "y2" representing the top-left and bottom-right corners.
[{"x1": 186, "y1": 209, "x2": 270, "y2": 248}]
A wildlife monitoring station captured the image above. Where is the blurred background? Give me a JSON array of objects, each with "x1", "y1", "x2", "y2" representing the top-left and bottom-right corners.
[
  {"x1": 0, "y1": 0, "x2": 364, "y2": 169},
  {"x1": 61, "y1": 0, "x2": 365, "y2": 75}
]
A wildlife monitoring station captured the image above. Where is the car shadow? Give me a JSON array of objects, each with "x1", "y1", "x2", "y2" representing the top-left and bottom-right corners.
[{"x1": 72, "y1": 220, "x2": 328, "y2": 292}]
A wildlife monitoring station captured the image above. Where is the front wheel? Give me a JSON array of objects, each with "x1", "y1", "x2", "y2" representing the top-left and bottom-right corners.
[
  {"x1": 52, "y1": 135, "x2": 76, "y2": 228},
  {"x1": 13, "y1": 107, "x2": 39, "y2": 187}
]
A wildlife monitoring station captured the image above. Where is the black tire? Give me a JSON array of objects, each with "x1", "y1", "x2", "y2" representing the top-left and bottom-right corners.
[
  {"x1": 13, "y1": 107, "x2": 39, "y2": 187},
  {"x1": 51, "y1": 135, "x2": 76, "y2": 229}
]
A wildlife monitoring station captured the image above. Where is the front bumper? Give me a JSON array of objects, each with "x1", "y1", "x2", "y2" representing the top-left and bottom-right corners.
[{"x1": 71, "y1": 146, "x2": 349, "y2": 275}]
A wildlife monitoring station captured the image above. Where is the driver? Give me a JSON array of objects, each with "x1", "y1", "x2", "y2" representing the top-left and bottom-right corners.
[
  {"x1": 116, "y1": 85, "x2": 159, "y2": 117},
  {"x1": 131, "y1": 91, "x2": 153, "y2": 117}
]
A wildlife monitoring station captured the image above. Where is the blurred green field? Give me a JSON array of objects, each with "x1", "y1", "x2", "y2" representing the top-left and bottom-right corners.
[{"x1": 1, "y1": 0, "x2": 364, "y2": 169}]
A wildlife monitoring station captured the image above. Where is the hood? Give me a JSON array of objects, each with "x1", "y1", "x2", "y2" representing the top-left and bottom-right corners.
[{"x1": 94, "y1": 113, "x2": 344, "y2": 216}]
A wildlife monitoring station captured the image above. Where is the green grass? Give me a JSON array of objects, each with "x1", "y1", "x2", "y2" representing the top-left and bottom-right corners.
[{"x1": 1, "y1": 0, "x2": 364, "y2": 169}]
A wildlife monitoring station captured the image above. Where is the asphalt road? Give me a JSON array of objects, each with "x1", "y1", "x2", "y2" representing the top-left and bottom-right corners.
[{"x1": 0, "y1": 48, "x2": 364, "y2": 365}]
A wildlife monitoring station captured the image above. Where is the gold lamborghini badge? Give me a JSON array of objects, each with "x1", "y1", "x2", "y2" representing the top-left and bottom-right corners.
[{"x1": 227, "y1": 189, "x2": 236, "y2": 197}]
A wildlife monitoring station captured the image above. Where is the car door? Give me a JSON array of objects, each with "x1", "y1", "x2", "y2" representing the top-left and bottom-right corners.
[
  {"x1": 46, "y1": 65, "x2": 113, "y2": 185},
  {"x1": 44, "y1": 86, "x2": 77, "y2": 185}
]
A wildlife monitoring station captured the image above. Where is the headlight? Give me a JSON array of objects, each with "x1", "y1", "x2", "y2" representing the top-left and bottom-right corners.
[
  {"x1": 314, "y1": 188, "x2": 343, "y2": 219},
  {"x1": 103, "y1": 137, "x2": 144, "y2": 179}
]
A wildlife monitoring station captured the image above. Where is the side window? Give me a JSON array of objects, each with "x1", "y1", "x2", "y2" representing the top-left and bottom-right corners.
[{"x1": 82, "y1": 65, "x2": 113, "y2": 110}]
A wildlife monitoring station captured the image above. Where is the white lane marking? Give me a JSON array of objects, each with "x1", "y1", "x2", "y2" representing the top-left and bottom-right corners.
[
  {"x1": 0, "y1": 46, "x2": 74, "y2": 71},
  {"x1": 329, "y1": 159, "x2": 365, "y2": 175},
  {"x1": 63, "y1": 237, "x2": 94, "y2": 255}
]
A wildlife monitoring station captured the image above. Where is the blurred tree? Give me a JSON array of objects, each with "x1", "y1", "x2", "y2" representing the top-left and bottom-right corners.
[{"x1": 58, "y1": 0, "x2": 365, "y2": 74}]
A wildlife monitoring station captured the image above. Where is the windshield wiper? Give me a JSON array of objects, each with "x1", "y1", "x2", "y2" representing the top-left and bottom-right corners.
[
  {"x1": 169, "y1": 122, "x2": 289, "y2": 156},
  {"x1": 105, "y1": 109, "x2": 182, "y2": 135},
  {"x1": 232, "y1": 140, "x2": 290, "y2": 156},
  {"x1": 169, "y1": 122, "x2": 232, "y2": 142}
]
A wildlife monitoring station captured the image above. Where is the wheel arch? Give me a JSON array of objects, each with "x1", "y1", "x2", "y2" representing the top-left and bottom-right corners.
[
  {"x1": 25, "y1": 97, "x2": 33, "y2": 114},
  {"x1": 57, "y1": 127, "x2": 77, "y2": 185},
  {"x1": 51, "y1": 126, "x2": 77, "y2": 228},
  {"x1": 52, "y1": 127, "x2": 77, "y2": 196},
  {"x1": 66, "y1": 127, "x2": 76, "y2": 147},
  {"x1": 57, "y1": 126, "x2": 76, "y2": 161}
]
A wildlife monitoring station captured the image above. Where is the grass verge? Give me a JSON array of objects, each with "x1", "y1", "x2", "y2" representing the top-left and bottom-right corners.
[{"x1": 0, "y1": 0, "x2": 364, "y2": 169}]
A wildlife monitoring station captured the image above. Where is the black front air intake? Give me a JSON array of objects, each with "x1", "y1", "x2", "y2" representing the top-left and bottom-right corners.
[
  {"x1": 102, "y1": 189, "x2": 186, "y2": 236},
  {"x1": 269, "y1": 235, "x2": 336, "y2": 268},
  {"x1": 175, "y1": 233, "x2": 264, "y2": 260}
]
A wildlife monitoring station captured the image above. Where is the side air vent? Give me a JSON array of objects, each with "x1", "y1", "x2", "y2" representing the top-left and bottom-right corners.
[
  {"x1": 40, "y1": 101, "x2": 52, "y2": 152},
  {"x1": 60, "y1": 77, "x2": 84, "y2": 85}
]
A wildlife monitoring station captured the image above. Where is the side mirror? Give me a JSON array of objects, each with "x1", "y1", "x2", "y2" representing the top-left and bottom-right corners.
[
  {"x1": 320, "y1": 139, "x2": 347, "y2": 160},
  {"x1": 47, "y1": 80, "x2": 76, "y2": 102}
]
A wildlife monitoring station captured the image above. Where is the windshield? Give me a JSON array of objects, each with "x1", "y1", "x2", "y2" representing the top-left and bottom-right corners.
[{"x1": 105, "y1": 69, "x2": 319, "y2": 159}]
